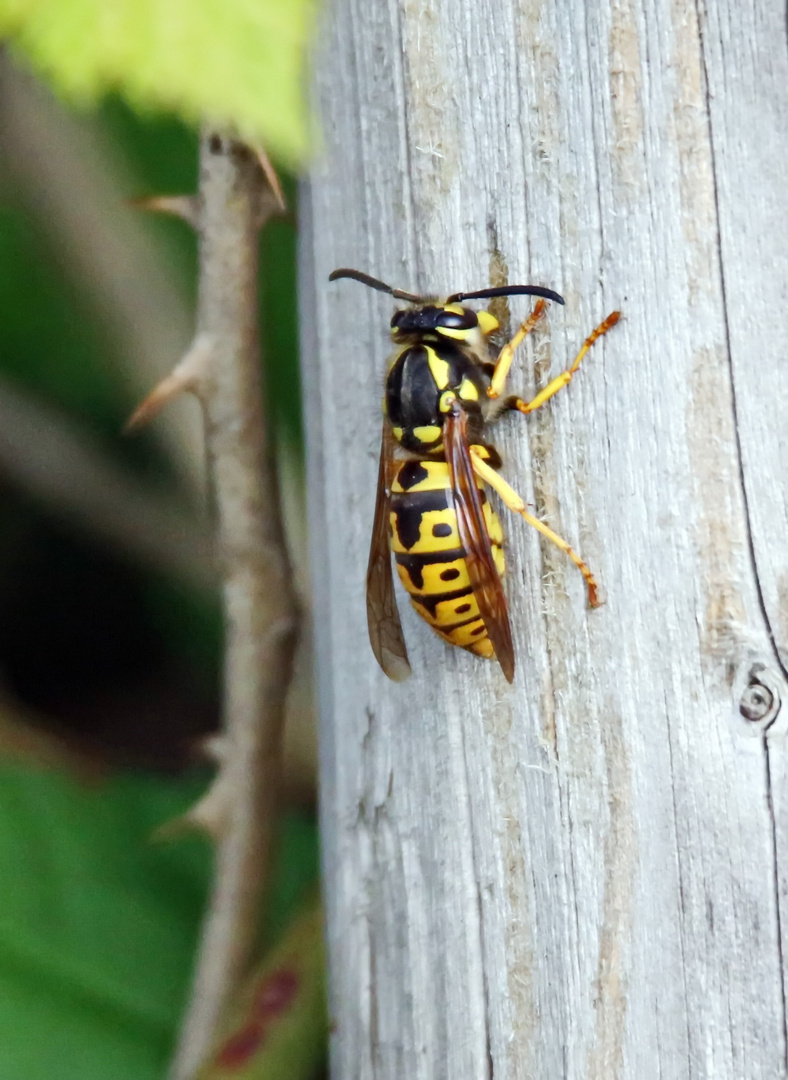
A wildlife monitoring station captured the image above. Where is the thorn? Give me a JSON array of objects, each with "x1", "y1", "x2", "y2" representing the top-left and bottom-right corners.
[
  {"x1": 198, "y1": 733, "x2": 229, "y2": 766},
  {"x1": 152, "y1": 813, "x2": 194, "y2": 843},
  {"x1": 124, "y1": 371, "x2": 194, "y2": 432},
  {"x1": 127, "y1": 194, "x2": 200, "y2": 228},
  {"x1": 153, "y1": 780, "x2": 232, "y2": 843},
  {"x1": 187, "y1": 778, "x2": 233, "y2": 839},
  {"x1": 124, "y1": 334, "x2": 214, "y2": 432},
  {"x1": 252, "y1": 145, "x2": 287, "y2": 212}
]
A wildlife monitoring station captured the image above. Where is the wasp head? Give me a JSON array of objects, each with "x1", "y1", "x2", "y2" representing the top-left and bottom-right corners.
[{"x1": 390, "y1": 303, "x2": 492, "y2": 345}]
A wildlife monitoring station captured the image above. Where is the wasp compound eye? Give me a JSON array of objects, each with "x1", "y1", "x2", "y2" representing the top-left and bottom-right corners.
[
  {"x1": 436, "y1": 308, "x2": 478, "y2": 331},
  {"x1": 391, "y1": 311, "x2": 405, "y2": 329}
]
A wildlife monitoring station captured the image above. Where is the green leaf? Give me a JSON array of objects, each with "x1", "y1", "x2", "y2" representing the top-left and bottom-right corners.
[
  {"x1": 0, "y1": 0, "x2": 315, "y2": 166},
  {"x1": 0, "y1": 762, "x2": 320, "y2": 1080},
  {"x1": 0, "y1": 764, "x2": 212, "y2": 1080}
]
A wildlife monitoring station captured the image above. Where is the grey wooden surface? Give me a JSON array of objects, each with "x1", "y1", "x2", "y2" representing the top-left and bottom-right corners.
[{"x1": 300, "y1": 1, "x2": 788, "y2": 1077}]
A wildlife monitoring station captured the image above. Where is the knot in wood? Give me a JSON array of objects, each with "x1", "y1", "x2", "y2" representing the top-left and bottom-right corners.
[{"x1": 739, "y1": 672, "x2": 778, "y2": 723}]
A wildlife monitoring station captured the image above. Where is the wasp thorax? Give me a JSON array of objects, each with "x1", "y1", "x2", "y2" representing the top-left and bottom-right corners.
[{"x1": 385, "y1": 330, "x2": 488, "y2": 456}]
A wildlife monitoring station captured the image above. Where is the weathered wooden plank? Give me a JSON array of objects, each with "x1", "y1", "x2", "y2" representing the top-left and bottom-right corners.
[
  {"x1": 301, "y1": 1, "x2": 788, "y2": 1077},
  {"x1": 697, "y1": 0, "x2": 788, "y2": 1051}
]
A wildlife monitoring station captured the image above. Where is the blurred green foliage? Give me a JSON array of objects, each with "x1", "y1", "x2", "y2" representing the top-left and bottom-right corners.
[
  {"x1": 0, "y1": 95, "x2": 303, "y2": 690},
  {"x1": 0, "y1": 764, "x2": 318, "y2": 1080},
  {"x1": 0, "y1": 83, "x2": 317, "y2": 1080},
  {"x1": 0, "y1": 0, "x2": 315, "y2": 167}
]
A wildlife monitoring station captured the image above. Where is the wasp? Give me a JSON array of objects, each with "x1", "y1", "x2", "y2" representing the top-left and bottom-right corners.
[{"x1": 330, "y1": 267, "x2": 620, "y2": 683}]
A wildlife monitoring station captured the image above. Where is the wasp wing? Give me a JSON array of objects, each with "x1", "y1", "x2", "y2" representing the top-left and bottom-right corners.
[
  {"x1": 444, "y1": 403, "x2": 515, "y2": 683},
  {"x1": 366, "y1": 421, "x2": 412, "y2": 681}
]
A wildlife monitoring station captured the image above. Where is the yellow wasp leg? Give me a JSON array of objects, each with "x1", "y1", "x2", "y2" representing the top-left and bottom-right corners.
[
  {"x1": 487, "y1": 299, "x2": 548, "y2": 399},
  {"x1": 469, "y1": 449, "x2": 601, "y2": 608},
  {"x1": 508, "y1": 310, "x2": 621, "y2": 415}
]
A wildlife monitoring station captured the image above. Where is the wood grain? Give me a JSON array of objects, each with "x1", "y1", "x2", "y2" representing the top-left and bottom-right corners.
[{"x1": 301, "y1": 1, "x2": 788, "y2": 1076}]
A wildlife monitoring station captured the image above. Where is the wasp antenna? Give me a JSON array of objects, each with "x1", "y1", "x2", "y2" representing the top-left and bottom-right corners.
[
  {"x1": 447, "y1": 285, "x2": 566, "y2": 305},
  {"x1": 390, "y1": 287, "x2": 423, "y2": 303},
  {"x1": 329, "y1": 268, "x2": 393, "y2": 292},
  {"x1": 329, "y1": 268, "x2": 421, "y2": 304}
]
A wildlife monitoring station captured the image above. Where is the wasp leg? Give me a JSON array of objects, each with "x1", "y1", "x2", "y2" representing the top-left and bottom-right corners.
[
  {"x1": 504, "y1": 310, "x2": 620, "y2": 415},
  {"x1": 487, "y1": 299, "x2": 548, "y2": 399},
  {"x1": 469, "y1": 449, "x2": 601, "y2": 608}
]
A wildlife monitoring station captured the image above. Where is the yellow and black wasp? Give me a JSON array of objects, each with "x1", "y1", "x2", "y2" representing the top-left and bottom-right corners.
[{"x1": 330, "y1": 267, "x2": 619, "y2": 683}]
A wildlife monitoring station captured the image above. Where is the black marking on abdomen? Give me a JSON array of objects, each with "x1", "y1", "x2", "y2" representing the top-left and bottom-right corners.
[
  {"x1": 411, "y1": 586, "x2": 473, "y2": 618},
  {"x1": 396, "y1": 459, "x2": 430, "y2": 491},
  {"x1": 413, "y1": 605, "x2": 481, "y2": 634},
  {"x1": 395, "y1": 549, "x2": 465, "y2": 590},
  {"x1": 392, "y1": 501, "x2": 425, "y2": 550},
  {"x1": 433, "y1": 613, "x2": 483, "y2": 633},
  {"x1": 391, "y1": 490, "x2": 450, "y2": 515},
  {"x1": 390, "y1": 490, "x2": 451, "y2": 551}
]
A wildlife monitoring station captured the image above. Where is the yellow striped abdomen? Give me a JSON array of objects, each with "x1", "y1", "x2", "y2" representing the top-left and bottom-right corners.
[{"x1": 389, "y1": 458, "x2": 505, "y2": 659}]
